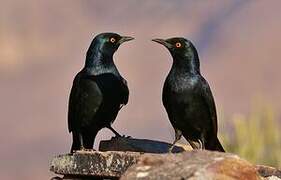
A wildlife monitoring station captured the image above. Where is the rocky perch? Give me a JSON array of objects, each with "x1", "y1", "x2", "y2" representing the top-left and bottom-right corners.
[{"x1": 50, "y1": 137, "x2": 281, "y2": 180}]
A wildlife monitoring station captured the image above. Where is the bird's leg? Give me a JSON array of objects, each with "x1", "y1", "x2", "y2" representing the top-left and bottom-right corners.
[
  {"x1": 77, "y1": 133, "x2": 94, "y2": 152},
  {"x1": 198, "y1": 139, "x2": 204, "y2": 150},
  {"x1": 107, "y1": 126, "x2": 122, "y2": 137},
  {"x1": 169, "y1": 129, "x2": 182, "y2": 153},
  {"x1": 108, "y1": 126, "x2": 131, "y2": 138},
  {"x1": 187, "y1": 140, "x2": 199, "y2": 150},
  {"x1": 79, "y1": 133, "x2": 86, "y2": 151},
  {"x1": 198, "y1": 135, "x2": 205, "y2": 150}
]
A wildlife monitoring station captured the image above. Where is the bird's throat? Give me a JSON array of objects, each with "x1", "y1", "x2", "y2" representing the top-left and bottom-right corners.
[
  {"x1": 84, "y1": 59, "x2": 120, "y2": 77},
  {"x1": 172, "y1": 57, "x2": 200, "y2": 75}
]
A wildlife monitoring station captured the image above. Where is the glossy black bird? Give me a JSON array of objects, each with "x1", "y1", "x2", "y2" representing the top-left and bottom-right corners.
[
  {"x1": 68, "y1": 33, "x2": 134, "y2": 152},
  {"x1": 152, "y1": 37, "x2": 225, "y2": 152}
]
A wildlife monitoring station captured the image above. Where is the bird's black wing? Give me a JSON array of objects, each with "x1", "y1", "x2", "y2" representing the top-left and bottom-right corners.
[
  {"x1": 162, "y1": 80, "x2": 177, "y2": 127},
  {"x1": 68, "y1": 72, "x2": 103, "y2": 132},
  {"x1": 162, "y1": 81, "x2": 168, "y2": 107},
  {"x1": 119, "y1": 78, "x2": 129, "y2": 107},
  {"x1": 198, "y1": 76, "x2": 218, "y2": 134}
]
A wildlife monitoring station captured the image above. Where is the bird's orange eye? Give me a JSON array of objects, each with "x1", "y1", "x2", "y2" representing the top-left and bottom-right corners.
[
  {"x1": 175, "y1": 42, "x2": 182, "y2": 48},
  {"x1": 110, "y1": 37, "x2": 116, "y2": 43}
]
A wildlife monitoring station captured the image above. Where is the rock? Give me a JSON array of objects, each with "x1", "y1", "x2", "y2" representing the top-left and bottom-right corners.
[
  {"x1": 99, "y1": 137, "x2": 189, "y2": 153},
  {"x1": 121, "y1": 150, "x2": 260, "y2": 180},
  {"x1": 50, "y1": 137, "x2": 280, "y2": 179},
  {"x1": 256, "y1": 165, "x2": 281, "y2": 178},
  {"x1": 50, "y1": 151, "x2": 141, "y2": 178},
  {"x1": 50, "y1": 138, "x2": 190, "y2": 179},
  {"x1": 264, "y1": 176, "x2": 281, "y2": 180}
]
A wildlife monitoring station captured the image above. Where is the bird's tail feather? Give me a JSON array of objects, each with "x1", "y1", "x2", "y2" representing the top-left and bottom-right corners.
[{"x1": 205, "y1": 136, "x2": 225, "y2": 152}]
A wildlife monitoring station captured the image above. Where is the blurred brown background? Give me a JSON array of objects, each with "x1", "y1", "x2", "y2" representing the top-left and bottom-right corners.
[{"x1": 1, "y1": 0, "x2": 281, "y2": 179}]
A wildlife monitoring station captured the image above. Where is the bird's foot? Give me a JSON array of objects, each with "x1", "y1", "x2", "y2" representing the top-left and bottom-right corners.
[
  {"x1": 168, "y1": 145, "x2": 175, "y2": 153},
  {"x1": 84, "y1": 148, "x2": 95, "y2": 152},
  {"x1": 112, "y1": 134, "x2": 131, "y2": 139},
  {"x1": 121, "y1": 134, "x2": 131, "y2": 138},
  {"x1": 74, "y1": 147, "x2": 95, "y2": 153},
  {"x1": 198, "y1": 138, "x2": 205, "y2": 150}
]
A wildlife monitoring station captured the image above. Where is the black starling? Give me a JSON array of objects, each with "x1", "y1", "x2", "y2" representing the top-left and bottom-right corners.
[
  {"x1": 152, "y1": 37, "x2": 225, "y2": 152},
  {"x1": 68, "y1": 33, "x2": 134, "y2": 152}
]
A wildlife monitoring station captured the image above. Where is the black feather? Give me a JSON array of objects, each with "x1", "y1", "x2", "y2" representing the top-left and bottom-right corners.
[
  {"x1": 68, "y1": 33, "x2": 132, "y2": 152},
  {"x1": 154, "y1": 37, "x2": 225, "y2": 152}
]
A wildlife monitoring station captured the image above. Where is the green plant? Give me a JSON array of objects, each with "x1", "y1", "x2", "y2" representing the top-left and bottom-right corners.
[{"x1": 219, "y1": 99, "x2": 281, "y2": 167}]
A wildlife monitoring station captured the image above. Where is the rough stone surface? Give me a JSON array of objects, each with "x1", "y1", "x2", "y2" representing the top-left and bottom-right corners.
[
  {"x1": 99, "y1": 137, "x2": 190, "y2": 153},
  {"x1": 50, "y1": 138, "x2": 281, "y2": 179},
  {"x1": 256, "y1": 165, "x2": 281, "y2": 178},
  {"x1": 50, "y1": 151, "x2": 141, "y2": 178},
  {"x1": 121, "y1": 150, "x2": 261, "y2": 180},
  {"x1": 264, "y1": 176, "x2": 281, "y2": 180}
]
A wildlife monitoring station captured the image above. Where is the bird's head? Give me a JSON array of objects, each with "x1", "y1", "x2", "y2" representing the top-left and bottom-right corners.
[
  {"x1": 87, "y1": 32, "x2": 134, "y2": 59},
  {"x1": 152, "y1": 37, "x2": 198, "y2": 61}
]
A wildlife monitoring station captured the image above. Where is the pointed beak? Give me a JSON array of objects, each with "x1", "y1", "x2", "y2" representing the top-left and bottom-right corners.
[
  {"x1": 152, "y1": 38, "x2": 172, "y2": 48},
  {"x1": 118, "y1": 36, "x2": 134, "y2": 44}
]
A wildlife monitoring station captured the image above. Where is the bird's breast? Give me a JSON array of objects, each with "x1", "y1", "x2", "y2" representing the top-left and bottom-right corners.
[
  {"x1": 94, "y1": 73, "x2": 128, "y2": 107},
  {"x1": 166, "y1": 73, "x2": 198, "y2": 93}
]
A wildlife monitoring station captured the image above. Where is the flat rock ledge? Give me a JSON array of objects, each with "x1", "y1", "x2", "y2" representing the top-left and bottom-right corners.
[
  {"x1": 50, "y1": 138, "x2": 281, "y2": 180},
  {"x1": 50, "y1": 151, "x2": 143, "y2": 178}
]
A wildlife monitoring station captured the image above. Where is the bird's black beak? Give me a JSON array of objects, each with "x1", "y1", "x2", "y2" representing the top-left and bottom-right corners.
[
  {"x1": 152, "y1": 38, "x2": 172, "y2": 48},
  {"x1": 118, "y1": 36, "x2": 134, "y2": 44}
]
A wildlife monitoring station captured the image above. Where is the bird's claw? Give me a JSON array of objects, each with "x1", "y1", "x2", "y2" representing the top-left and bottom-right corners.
[
  {"x1": 74, "y1": 147, "x2": 95, "y2": 153},
  {"x1": 122, "y1": 135, "x2": 131, "y2": 138},
  {"x1": 85, "y1": 148, "x2": 95, "y2": 152},
  {"x1": 112, "y1": 134, "x2": 131, "y2": 139},
  {"x1": 168, "y1": 146, "x2": 175, "y2": 153}
]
